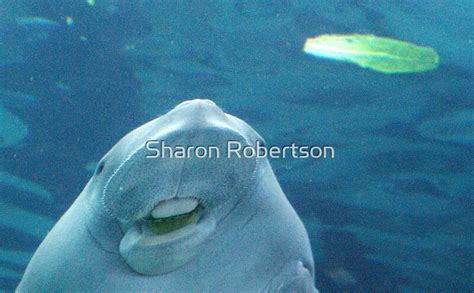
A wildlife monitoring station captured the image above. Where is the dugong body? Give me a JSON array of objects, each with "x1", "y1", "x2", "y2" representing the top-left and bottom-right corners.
[{"x1": 18, "y1": 99, "x2": 317, "y2": 292}]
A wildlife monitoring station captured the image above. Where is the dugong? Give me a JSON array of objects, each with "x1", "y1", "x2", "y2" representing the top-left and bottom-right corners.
[{"x1": 18, "y1": 99, "x2": 318, "y2": 292}]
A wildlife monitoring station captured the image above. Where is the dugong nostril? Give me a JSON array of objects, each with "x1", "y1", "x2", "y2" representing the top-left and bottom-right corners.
[
  {"x1": 201, "y1": 99, "x2": 216, "y2": 106},
  {"x1": 175, "y1": 99, "x2": 217, "y2": 109}
]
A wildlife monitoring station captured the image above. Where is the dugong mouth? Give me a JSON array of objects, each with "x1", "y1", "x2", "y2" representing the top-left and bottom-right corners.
[
  {"x1": 119, "y1": 196, "x2": 215, "y2": 275},
  {"x1": 146, "y1": 197, "x2": 203, "y2": 236}
]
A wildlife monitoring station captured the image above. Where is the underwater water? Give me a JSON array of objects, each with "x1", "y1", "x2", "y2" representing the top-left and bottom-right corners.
[{"x1": 0, "y1": 0, "x2": 472, "y2": 291}]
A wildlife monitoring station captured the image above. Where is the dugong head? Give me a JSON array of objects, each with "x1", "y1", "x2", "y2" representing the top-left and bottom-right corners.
[{"x1": 85, "y1": 99, "x2": 264, "y2": 275}]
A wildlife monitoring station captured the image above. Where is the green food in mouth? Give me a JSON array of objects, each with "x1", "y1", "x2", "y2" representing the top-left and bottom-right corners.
[{"x1": 147, "y1": 205, "x2": 202, "y2": 235}]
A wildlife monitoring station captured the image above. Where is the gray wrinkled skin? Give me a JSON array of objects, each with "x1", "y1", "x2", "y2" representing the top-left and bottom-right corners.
[{"x1": 18, "y1": 99, "x2": 318, "y2": 292}]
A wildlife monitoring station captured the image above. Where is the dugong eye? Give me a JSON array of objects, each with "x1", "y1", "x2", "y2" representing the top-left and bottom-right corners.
[{"x1": 95, "y1": 161, "x2": 106, "y2": 176}]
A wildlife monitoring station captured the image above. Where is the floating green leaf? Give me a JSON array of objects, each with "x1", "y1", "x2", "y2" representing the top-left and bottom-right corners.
[{"x1": 303, "y1": 34, "x2": 439, "y2": 74}]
